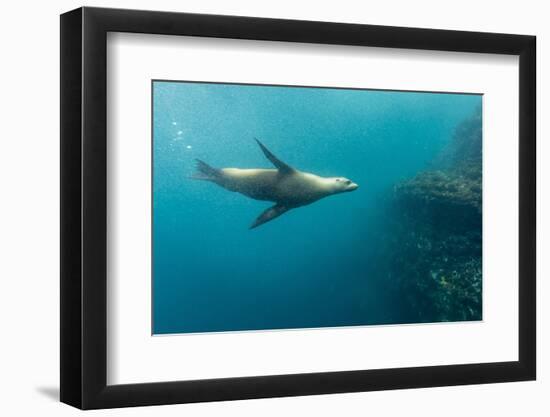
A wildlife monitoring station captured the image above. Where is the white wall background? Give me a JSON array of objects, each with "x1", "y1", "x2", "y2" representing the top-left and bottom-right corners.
[{"x1": 0, "y1": 0, "x2": 545, "y2": 415}]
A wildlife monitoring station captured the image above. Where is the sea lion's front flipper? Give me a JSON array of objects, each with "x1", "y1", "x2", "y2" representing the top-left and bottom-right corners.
[
  {"x1": 254, "y1": 138, "x2": 295, "y2": 175},
  {"x1": 250, "y1": 204, "x2": 290, "y2": 229}
]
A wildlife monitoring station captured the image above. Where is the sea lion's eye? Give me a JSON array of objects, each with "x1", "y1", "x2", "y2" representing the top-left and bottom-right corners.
[
  {"x1": 336, "y1": 178, "x2": 341, "y2": 182},
  {"x1": 345, "y1": 180, "x2": 351, "y2": 185}
]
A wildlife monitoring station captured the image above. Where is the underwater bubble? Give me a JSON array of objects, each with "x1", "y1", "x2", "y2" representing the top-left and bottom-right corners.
[
  {"x1": 172, "y1": 121, "x2": 177, "y2": 126},
  {"x1": 177, "y1": 130, "x2": 183, "y2": 135},
  {"x1": 186, "y1": 145, "x2": 192, "y2": 150}
]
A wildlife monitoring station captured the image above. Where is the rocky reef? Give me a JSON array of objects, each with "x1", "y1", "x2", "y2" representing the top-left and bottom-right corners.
[{"x1": 384, "y1": 109, "x2": 482, "y2": 323}]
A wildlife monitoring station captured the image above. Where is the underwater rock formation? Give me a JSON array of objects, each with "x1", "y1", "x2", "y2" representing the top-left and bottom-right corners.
[
  {"x1": 438, "y1": 110, "x2": 481, "y2": 162},
  {"x1": 384, "y1": 109, "x2": 482, "y2": 323}
]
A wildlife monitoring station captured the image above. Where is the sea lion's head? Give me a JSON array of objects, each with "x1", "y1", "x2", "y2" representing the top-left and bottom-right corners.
[{"x1": 331, "y1": 177, "x2": 359, "y2": 193}]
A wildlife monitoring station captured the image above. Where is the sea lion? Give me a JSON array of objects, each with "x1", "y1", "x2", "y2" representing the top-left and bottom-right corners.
[{"x1": 192, "y1": 139, "x2": 359, "y2": 229}]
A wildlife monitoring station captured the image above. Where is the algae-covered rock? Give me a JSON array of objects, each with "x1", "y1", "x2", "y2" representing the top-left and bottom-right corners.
[
  {"x1": 384, "y1": 109, "x2": 483, "y2": 323},
  {"x1": 395, "y1": 163, "x2": 481, "y2": 213}
]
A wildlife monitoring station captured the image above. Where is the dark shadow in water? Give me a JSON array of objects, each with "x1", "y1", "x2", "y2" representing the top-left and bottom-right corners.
[{"x1": 36, "y1": 386, "x2": 59, "y2": 401}]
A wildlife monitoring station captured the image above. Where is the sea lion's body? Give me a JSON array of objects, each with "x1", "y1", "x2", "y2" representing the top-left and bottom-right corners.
[
  {"x1": 216, "y1": 168, "x2": 333, "y2": 207},
  {"x1": 193, "y1": 139, "x2": 358, "y2": 228}
]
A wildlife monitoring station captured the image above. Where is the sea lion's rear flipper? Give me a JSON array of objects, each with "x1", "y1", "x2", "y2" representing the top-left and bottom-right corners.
[
  {"x1": 254, "y1": 138, "x2": 295, "y2": 175},
  {"x1": 250, "y1": 204, "x2": 290, "y2": 229},
  {"x1": 191, "y1": 159, "x2": 221, "y2": 181}
]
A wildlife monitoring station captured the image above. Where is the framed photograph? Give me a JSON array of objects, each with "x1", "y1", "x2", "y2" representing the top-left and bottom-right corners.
[{"x1": 60, "y1": 7, "x2": 536, "y2": 409}]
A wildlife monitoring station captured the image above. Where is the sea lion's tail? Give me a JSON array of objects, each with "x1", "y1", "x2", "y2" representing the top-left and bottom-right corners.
[{"x1": 191, "y1": 159, "x2": 221, "y2": 181}]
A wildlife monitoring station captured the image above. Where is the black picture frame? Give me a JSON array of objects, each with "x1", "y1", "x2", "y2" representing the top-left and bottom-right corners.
[{"x1": 60, "y1": 6, "x2": 536, "y2": 410}]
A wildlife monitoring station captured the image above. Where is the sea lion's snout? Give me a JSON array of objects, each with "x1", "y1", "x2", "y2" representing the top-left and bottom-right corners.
[
  {"x1": 344, "y1": 181, "x2": 358, "y2": 192},
  {"x1": 348, "y1": 182, "x2": 359, "y2": 191},
  {"x1": 333, "y1": 177, "x2": 358, "y2": 193}
]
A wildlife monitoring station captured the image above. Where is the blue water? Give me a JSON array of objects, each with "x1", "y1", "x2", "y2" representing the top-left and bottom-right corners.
[{"x1": 152, "y1": 81, "x2": 481, "y2": 334}]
